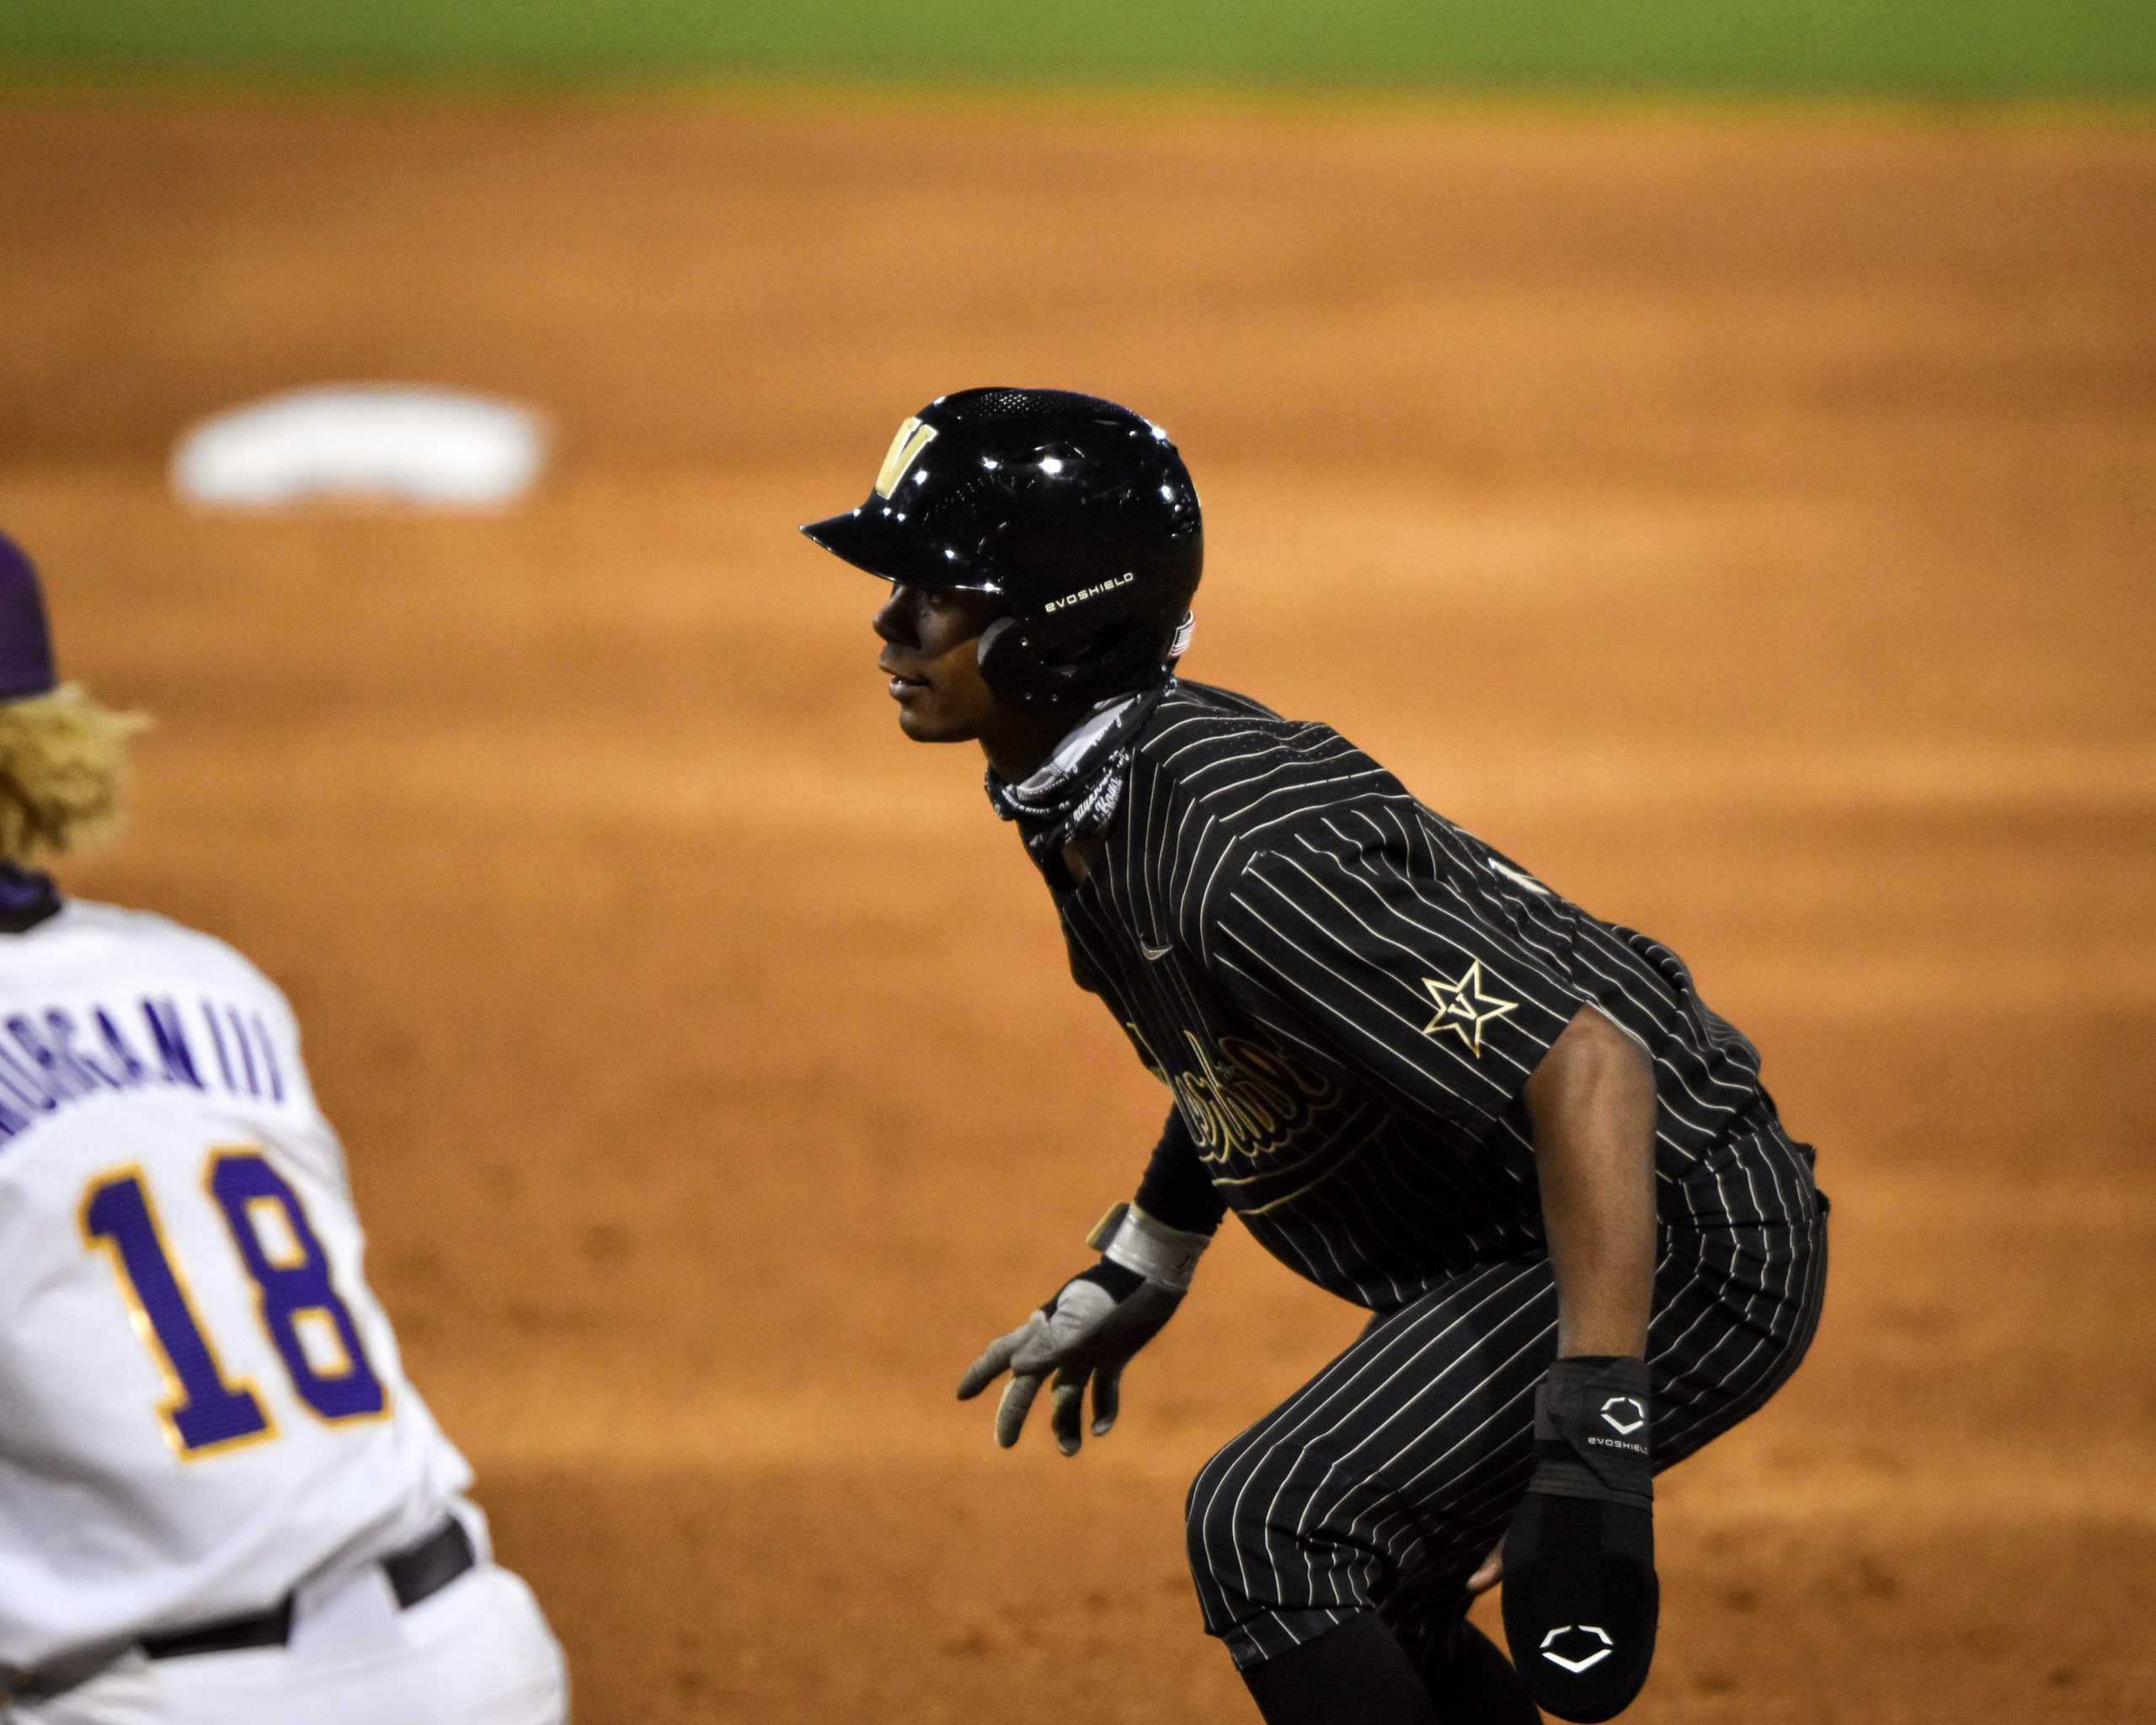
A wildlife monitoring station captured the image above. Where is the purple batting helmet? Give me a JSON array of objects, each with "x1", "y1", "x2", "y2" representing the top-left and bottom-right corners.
[{"x1": 0, "y1": 532, "x2": 57, "y2": 703}]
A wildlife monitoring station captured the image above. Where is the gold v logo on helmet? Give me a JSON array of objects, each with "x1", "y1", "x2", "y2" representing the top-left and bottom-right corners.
[{"x1": 873, "y1": 417, "x2": 938, "y2": 499}]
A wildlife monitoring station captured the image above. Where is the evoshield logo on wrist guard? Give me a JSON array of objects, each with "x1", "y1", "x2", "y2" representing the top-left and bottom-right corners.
[{"x1": 1599, "y1": 1396, "x2": 1646, "y2": 1435}]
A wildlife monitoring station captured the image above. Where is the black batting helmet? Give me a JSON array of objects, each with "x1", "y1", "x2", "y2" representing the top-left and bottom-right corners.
[{"x1": 801, "y1": 387, "x2": 1202, "y2": 713}]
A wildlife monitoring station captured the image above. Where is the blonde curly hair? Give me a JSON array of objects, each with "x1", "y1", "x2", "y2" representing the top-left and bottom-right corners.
[{"x1": 0, "y1": 684, "x2": 151, "y2": 866}]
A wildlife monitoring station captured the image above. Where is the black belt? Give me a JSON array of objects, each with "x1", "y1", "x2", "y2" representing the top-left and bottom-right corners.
[{"x1": 140, "y1": 1515, "x2": 476, "y2": 1661}]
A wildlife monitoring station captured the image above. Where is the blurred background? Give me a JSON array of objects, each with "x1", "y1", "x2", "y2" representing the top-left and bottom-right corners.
[
  {"x1": 7, "y1": 0, "x2": 2155, "y2": 91},
  {"x1": 3, "y1": 5, "x2": 2151, "y2": 1722}
]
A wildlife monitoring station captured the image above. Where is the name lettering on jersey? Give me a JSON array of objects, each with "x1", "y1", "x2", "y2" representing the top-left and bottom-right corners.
[
  {"x1": 0, "y1": 996, "x2": 287, "y2": 1146},
  {"x1": 1420, "y1": 961, "x2": 1519, "y2": 1058},
  {"x1": 1129, "y1": 1020, "x2": 1339, "y2": 1167},
  {"x1": 873, "y1": 416, "x2": 938, "y2": 498}
]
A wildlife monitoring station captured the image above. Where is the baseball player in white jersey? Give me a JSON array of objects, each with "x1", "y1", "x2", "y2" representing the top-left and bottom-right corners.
[{"x1": 0, "y1": 531, "x2": 568, "y2": 1724}]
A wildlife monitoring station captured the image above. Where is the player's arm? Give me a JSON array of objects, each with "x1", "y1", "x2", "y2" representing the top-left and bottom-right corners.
[
  {"x1": 1127, "y1": 1102, "x2": 1228, "y2": 1241},
  {"x1": 1482, "y1": 1014, "x2": 1662, "y2": 1720},
  {"x1": 955, "y1": 1108, "x2": 1216, "y2": 1456},
  {"x1": 1524, "y1": 1002, "x2": 1657, "y2": 1359}
]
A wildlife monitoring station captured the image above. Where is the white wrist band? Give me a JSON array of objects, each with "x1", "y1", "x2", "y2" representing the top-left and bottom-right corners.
[{"x1": 1089, "y1": 1202, "x2": 1211, "y2": 1292}]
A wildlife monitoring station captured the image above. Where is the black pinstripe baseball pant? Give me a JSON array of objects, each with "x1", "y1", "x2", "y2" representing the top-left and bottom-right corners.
[{"x1": 1184, "y1": 1180, "x2": 1828, "y2": 1670}]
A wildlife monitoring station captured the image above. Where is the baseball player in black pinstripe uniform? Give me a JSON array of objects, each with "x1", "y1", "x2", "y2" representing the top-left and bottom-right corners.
[{"x1": 803, "y1": 389, "x2": 1828, "y2": 1724}]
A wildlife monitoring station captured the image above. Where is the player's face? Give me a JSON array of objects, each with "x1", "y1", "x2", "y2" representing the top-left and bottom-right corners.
[{"x1": 873, "y1": 582, "x2": 1002, "y2": 743}]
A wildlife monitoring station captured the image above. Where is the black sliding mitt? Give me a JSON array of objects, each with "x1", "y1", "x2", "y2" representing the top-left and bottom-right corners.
[{"x1": 1500, "y1": 1355, "x2": 1659, "y2": 1722}]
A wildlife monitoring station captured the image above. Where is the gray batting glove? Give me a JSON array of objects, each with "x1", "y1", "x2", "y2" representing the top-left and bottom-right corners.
[
  {"x1": 957, "y1": 1204, "x2": 1213, "y2": 1455},
  {"x1": 955, "y1": 1262, "x2": 1184, "y2": 1455}
]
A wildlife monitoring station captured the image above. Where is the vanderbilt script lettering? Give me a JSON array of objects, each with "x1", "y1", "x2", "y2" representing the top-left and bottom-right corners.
[{"x1": 1129, "y1": 1023, "x2": 1337, "y2": 1165}]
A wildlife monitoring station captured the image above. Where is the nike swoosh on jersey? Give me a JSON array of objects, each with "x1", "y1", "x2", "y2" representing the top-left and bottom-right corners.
[{"x1": 1140, "y1": 941, "x2": 1173, "y2": 960}]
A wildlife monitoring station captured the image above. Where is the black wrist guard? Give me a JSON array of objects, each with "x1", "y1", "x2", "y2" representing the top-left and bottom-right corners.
[
  {"x1": 1500, "y1": 1355, "x2": 1659, "y2": 1723},
  {"x1": 1529, "y1": 1355, "x2": 1653, "y2": 1509}
]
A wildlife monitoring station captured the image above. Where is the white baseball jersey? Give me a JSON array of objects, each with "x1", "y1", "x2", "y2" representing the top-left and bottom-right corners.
[{"x1": 0, "y1": 900, "x2": 472, "y2": 1680}]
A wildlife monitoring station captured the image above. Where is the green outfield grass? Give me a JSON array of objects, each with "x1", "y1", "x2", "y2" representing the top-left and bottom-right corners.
[{"x1": 1, "y1": 0, "x2": 2151, "y2": 96}]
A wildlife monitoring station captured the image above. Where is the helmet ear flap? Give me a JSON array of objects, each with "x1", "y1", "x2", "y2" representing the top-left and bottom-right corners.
[
  {"x1": 976, "y1": 616, "x2": 1021, "y2": 685},
  {"x1": 979, "y1": 612, "x2": 1173, "y2": 716},
  {"x1": 976, "y1": 616, "x2": 1070, "y2": 715}
]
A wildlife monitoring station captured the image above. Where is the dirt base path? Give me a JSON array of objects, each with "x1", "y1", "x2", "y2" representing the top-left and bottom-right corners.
[{"x1": 2, "y1": 96, "x2": 2152, "y2": 1722}]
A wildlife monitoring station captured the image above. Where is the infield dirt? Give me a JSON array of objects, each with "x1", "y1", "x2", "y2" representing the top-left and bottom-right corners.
[{"x1": 2, "y1": 96, "x2": 2152, "y2": 1723}]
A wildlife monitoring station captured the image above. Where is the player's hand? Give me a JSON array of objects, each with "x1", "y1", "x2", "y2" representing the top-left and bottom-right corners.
[
  {"x1": 1466, "y1": 1538, "x2": 1504, "y2": 1595},
  {"x1": 955, "y1": 1260, "x2": 1183, "y2": 1456},
  {"x1": 1498, "y1": 1356, "x2": 1659, "y2": 1723}
]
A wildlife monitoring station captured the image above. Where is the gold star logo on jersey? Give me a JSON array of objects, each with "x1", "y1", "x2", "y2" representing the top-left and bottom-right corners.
[{"x1": 1421, "y1": 962, "x2": 1518, "y2": 1057}]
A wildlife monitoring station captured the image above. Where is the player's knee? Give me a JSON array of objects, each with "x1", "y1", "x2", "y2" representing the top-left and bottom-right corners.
[
  {"x1": 1185, "y1": 1433, "x2": 1397, "y2": 1639},
  {"x1": 1183, "y1": 1440, "x2": 1257, "y2": 1586},
  {"x1": 1183, "y1": 1432, "x2": 1306, "y2": 1590}
]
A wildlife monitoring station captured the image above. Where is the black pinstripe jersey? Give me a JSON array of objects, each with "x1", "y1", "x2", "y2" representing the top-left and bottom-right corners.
[{"x1": 1045, "y1": 681, "x2": 1822, "y2": 1310}]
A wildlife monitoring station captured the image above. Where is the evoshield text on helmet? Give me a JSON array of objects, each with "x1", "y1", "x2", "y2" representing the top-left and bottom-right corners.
[{"x1": 801, "y1": 387, "x2": 1202, "y2": 713}]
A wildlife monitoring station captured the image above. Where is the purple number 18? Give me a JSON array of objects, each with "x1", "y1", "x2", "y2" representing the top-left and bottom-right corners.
[{"x1": 83, "y1": 1148, "x2": 386, "y2": 1459}]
